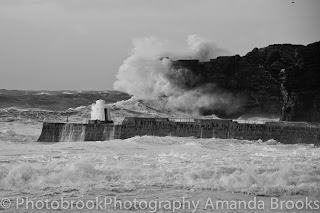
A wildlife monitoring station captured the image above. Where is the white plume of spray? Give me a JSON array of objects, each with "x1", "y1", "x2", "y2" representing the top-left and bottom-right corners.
[
  {"x1": 187, "y1": 34, "x2": 228, "y2": 61},
  {"x1": 167, "y1": 85, "x2": 243, "y2": 115},
  {"x1": 114, "y1": 35, "x2": 242, "y2": 116},
  {"x1": 114, "y1": 37, "x2": 174, "y2": 99}
]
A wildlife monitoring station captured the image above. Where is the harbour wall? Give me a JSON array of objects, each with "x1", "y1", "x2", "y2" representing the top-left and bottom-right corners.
[{"x1": 37, "y1": 117, "x2": 320, "y2": 145}]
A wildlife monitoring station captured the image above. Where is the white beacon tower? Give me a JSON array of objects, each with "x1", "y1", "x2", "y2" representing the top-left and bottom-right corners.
[
  {"x1": 91, "y1": 100, "x2": 105, "y2": 121},
  {"x1": 90, "y1": 100, "x2": 112, "y2": 123}
]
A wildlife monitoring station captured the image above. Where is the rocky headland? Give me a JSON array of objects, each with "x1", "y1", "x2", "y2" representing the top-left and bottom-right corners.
[{"x1": 171, "y1": 41, "x2": 320, "y2": 122}]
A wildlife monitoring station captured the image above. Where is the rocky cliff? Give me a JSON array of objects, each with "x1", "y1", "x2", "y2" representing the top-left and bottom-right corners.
[{"x1": 171, "y1": 41, "x2": 320, "y2": 122}]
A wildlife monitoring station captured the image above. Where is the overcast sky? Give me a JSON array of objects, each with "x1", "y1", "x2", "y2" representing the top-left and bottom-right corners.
[{"x1": 0, "y1": 0, "x2": 319, "y2": 90}]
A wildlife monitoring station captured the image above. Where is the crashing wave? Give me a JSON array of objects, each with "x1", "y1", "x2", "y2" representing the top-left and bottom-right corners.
[{"x1": 35, "y1": 92, "x2": 51, "y2": 95}]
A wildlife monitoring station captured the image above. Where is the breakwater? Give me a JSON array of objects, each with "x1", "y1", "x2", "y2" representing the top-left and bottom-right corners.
[{"x1": 37, "y1": 117, "x2": 320, "y2": 145}]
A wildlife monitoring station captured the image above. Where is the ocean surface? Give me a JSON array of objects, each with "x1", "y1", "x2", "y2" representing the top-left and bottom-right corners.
[
  {"x1": 0, "y1": 90, "x2": 131, "y2": 124},
  {"x1": 0, "y1": 89, "x2": 132, "y2": 111},
  {"x1": 0, "y1": 90, "x2": 319, "y2": 212}
]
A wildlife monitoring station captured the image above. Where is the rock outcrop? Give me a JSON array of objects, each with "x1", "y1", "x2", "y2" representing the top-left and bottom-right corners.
[{"x1": 171, "y1": 41, "x2": 320, "y2": 122}]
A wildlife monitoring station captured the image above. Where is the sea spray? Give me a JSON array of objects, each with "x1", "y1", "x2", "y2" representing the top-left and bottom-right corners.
[
  {"x1": 113, "y1": 35, "x2": 243, "y2": 116},
  {"x1": 60, "y1": 123, "x2": 74, "y2": 142},
  {"x1": 60, "y1": 123, "x2": 85, "y2": 142},
  {"x1": 101, "y1": 125, "x2": 116, "y2": 141}
]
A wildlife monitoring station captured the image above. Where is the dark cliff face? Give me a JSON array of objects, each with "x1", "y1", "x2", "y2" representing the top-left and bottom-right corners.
[{"x1": 170, "y1": 41, "x2": 320, "y2": 122}]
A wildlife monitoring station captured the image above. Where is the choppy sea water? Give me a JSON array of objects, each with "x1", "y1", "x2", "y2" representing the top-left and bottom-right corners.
[
  {"x1": 0, "y1": 90, "x2": 319, "y2": 212},
  {"x1": 1, "y1": 137, "x2": 319, "y2": 206},
  {"x1": 0, "y1": 90, "x2": 131, "y2": 111}
]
